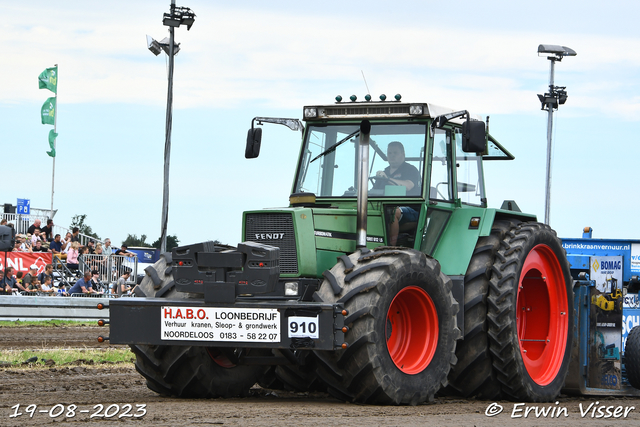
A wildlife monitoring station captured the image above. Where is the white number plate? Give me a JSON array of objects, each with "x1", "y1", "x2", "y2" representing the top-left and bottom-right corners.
[
  {"x1": 288, "y1": 316, "x2": 319, "y2": 339},
  {"x1": 161, "y1": 306, "x2": 280, "y2": 342}
]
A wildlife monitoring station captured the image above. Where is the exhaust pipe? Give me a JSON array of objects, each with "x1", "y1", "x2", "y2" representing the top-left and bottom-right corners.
[{"x1": 356, "y1": 120, "x2": 371, "y2": 249}]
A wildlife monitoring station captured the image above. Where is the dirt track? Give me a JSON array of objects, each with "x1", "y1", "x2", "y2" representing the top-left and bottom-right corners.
[{"x1": 1, "y1": 325, "x2": 640, "y2": 426}]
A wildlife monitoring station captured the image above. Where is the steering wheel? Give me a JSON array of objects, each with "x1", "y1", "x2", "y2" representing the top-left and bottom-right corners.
[{"x1": 369, "y1": 176, "x2": 395, "y2": 186}]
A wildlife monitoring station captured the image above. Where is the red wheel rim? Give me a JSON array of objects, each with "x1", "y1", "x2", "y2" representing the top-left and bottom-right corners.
[
  {"x1": 516, "y1": 244, "x2": 569, "y2": 386},
  {"x1": 206, "y1": 348, "x2": 236, "y2": 368},
  {"x1": 386, "y1": 286, "x2": 438, "y2": 374}
]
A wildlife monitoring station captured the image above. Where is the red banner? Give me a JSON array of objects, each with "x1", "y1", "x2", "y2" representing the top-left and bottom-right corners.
[{"x1": 0, "y1": 252, "x2": 53, "y2": 275}]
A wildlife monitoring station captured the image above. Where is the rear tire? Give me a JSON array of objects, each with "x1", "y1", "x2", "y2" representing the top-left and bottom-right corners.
[
  {"x1": 130, "y1": 252, "x2": 267, "y2": 398},
  {"x1": 487, "y1": 221, "x2": 573, "y2": 402},
  {"x1": 626, "y1": 326, "x2": 640, "y2": 389},
  {"x1": 313, "y1": 247, "x2": 460, "y2": 405},
  {"x1": 446, "y1": 220, "x2": 515, "y2": 399}
]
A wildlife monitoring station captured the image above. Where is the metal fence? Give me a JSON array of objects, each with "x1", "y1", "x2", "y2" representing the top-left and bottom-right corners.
[
  {"x1": 0, "y1": 294, "x2": 112, "y2": 321},
  {"x1": 0, "y1": 211, "x2": 104, "y2": 246},
  {"x1": 50, "y1": 254, "x2": 138, "y2": 295},
  {"x1": 79, "y1": 254, "x2": 138, "y2": 289}
]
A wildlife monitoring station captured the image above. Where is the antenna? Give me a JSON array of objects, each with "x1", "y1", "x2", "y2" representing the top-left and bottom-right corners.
[{"x1": 361, "y1": 70, "x2": 371, "y2": 95}]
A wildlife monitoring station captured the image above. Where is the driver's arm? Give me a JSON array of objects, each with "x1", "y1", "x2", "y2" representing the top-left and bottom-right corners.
[
  {"x1": 375, "y1": 171, "x2": 415, "y2": 191},
  {"x1": 388, "y1": 178, "x2": 414, "y2": 191}
]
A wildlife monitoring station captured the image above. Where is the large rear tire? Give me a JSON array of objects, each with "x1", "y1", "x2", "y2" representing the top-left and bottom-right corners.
[
  {"x1": 130, "y1": 252, "x2": 268, "y2": 398},
  {"x1": 487, "y1": 221, "x2": 573, "y2": 402},
  {"x1": 313, "y1": 247, "x2": 460, "y2": 405},
  {"x1": 445, "y1": 220, "x2": 515, "y2": 399}
]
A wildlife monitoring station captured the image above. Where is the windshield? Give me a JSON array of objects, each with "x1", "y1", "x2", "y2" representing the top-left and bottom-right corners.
[{"x1": 295, "y1": 123, "x2": 427, "y2": 197}]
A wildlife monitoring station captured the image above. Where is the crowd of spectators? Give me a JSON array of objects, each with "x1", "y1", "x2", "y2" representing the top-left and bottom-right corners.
[{"x1": 0, "y1": 218, "x2": 138, "y2": 297}]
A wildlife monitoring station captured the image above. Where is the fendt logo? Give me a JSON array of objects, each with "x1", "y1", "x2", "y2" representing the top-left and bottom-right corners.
[{"x1": 254, "y1": 233, "x2": 285, "y2": 240}]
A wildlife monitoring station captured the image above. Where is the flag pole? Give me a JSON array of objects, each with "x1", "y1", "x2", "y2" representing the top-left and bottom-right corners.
[{"x1": 49, "y1": 64, "x2": 58, "y2": 219}]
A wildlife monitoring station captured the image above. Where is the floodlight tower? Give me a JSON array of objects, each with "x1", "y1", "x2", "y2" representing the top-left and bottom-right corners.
[
  {"x1": 147, "y1": 1, "x2": 195, "y2": 253},
  {"x1": 537, "y1": 44, "x2": 576, "y2": 226}
]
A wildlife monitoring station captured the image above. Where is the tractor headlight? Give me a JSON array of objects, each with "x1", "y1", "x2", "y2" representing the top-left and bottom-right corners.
[
  {"x1": 284, "y1": 282, "x2": 299, "y2": 296},
  {"x1": 304, "y1": 108, "x2": 317, "y2": 118}
]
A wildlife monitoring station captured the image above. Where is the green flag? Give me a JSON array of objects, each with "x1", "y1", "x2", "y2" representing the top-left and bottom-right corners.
[
  {"x1": 47, "y1": 129, "x2": 57, "y2": 158},
  {"x1": 38, "y1": 66, "x2": 57, "y2": 93},
  {"x1": 41, "y1": 97, "x2": 56, "y2": 125}
]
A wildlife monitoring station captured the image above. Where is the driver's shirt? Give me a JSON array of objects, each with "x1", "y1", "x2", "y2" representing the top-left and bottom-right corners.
[{"x1": 384, "y1": 162, "x2": 421, "y2": 195}]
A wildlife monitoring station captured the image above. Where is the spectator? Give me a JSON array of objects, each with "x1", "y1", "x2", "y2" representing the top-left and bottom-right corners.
[
  {"x1": 40, "y1": 276, "x2": 55, "y2": 294},
  {"x1": 1, "y1": 268, "x2": 14, "y2": 292},
  {"x1": 50, "y1": 234, "x2": 66, "y2": 260},
  {"x1": 4, "y1": 267, "x2": 25, "y2": 292},
  {"x1": 88, "y1": 269, "x2": 103, "y2": 293},
  {"x1": 67, "y1": 241, "x2": 80, "y2": 272},
  {"x1": 116, "y1": 271, "x2": 132, "y2": 296},
  {"x1": 0, "y1": 219, "x2": 6, "y2": 225},
  {"x1": 31, "y1": 240, "x2": 49, "y2": 253},
  {"x1": 17, "y1": 235, "x2": 30, "y2": 252},
  {"x1": 38, "y1": 264, "x2": 54, "y2": 284},
  {"x1": 70, "y1": 227, "x2": 80, "y2": 243},
  {"x1": 103, "y1": 238, "x2": 114, "y2": 256},
  {"x1": 41, "y1": 219, "x2": 54, "y2": 242},
  {"x1": 0, "y1": 270, "x2": 7, "y2": 293},
  {"x1": 27, "y1": 219, "x2": 42, "y2": 235},
  {"x1": 78, "y1": 246, "x2": 89, "y2": 267},
  {"x1": 115, "y1": 244, "x2": 136, "y2": 258},
  {"x1": 61, "y1": 232, "x2": 72, "y2": 253},
  {"x1": 56, "y1": 283, "x2": 69, "y2": 296},
  {"x1": 87, "y1": 240, "x2": 96, "y2": 254},
  {"x1": 30, "y1": 228, "x2": 45, "y2": 246},
  {"x1": 12, "y1": 240, "x2": 22, "y2": 252},
  {"x1": 90, "y1": 244, "x2": 107, "y2": 274},
  {"x1": 23, "y1": 266, "x2": 40, "y2": 292},
  {"x1": 68, "y1": 271, "x2": 102, "y2": 295}
]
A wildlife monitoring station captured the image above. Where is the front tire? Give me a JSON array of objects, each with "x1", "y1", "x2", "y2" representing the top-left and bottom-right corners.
[
  {"x1": 313, "y1": 247, "x2": 460, "y2": 405},
  {"x1": 130, "y1": 252, "x2": 268, "y2": 398},
  {"x1": 487, "y1": 222, "x2": 573, "y2": 401}
]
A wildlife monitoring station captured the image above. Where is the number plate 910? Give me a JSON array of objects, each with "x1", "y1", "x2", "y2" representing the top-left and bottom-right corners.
[{"x1": 288, "y1": 316, "x2": 319, "y2": 339}]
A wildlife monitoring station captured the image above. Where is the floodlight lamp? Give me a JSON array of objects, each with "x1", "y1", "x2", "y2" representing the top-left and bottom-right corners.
[
  {"x1": 181, "y1": 16, "x2": 195, "y2": 30},
  {"x1": 163, "y1": 13, "x2": 182, "y2": 27},
  {"x1": 538, "y1": 44, "x2": 577, "y2": 58},
  {"x1": 147, "y1": 35, "x2": 162, "y2": 56},
  {"x1": 159, "y1": 37, "x2": 180, "y2": 56}
]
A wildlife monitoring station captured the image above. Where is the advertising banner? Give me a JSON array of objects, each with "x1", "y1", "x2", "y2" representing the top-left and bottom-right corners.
[{"x1": 0, "y1": 252, "x2": 52, "y2": 275}]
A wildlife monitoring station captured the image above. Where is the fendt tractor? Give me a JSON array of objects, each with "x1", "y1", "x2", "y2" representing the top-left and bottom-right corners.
[{"x1": 101, "y1": 96, "x2": 578, "y2": 405}]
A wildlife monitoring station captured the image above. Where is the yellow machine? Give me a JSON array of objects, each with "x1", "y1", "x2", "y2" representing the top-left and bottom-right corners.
[{"x1": 591, "y1": 276, "x2": 622, "y2": 311}]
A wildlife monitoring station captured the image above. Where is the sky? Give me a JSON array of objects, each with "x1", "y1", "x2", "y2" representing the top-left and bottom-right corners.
[{"x1": 2, "y1": 0, "x2": 640, "y2": 247}]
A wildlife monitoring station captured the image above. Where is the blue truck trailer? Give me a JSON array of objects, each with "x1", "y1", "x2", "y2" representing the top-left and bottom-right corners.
[{"x1": 562, "y1": 227, "x2": 640, "y2": 395}]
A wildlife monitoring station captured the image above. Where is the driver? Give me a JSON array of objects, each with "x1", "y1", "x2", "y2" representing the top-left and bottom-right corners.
[
  {"x1": 374, "y1": 141, "x2": 420, "y2": 246},
  {"x1": 375, "y1": 141, "x2": 420, "y2": 194}
]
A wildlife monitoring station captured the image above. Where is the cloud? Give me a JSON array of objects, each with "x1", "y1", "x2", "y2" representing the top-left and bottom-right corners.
[{"x1": 3, "y1": 2, "x2": 640, "y2": 122}]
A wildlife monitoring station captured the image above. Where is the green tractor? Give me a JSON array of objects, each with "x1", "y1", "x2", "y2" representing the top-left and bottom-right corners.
[{"x1": 105, "y1": 97, "x2": 573, "y2": 405}]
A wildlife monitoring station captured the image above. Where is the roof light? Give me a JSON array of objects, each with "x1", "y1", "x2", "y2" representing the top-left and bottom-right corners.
[
  {"x1": 335, "y1": 95, "x2": 342, "y2": 103},
  {"x1": 304, "y1": 107, "x2": 317, "y2": 118},
  {"x1": 394, "y1": 94, "x2": 402, "y2": 101},
  {"x1": 365, "y1": 94, "x2": 371, "y2": 101},
  {"x1": 379, "y1": 94, "x2": 387, "y2": 101},
  {"x1": 409, "y1": 105, "x2": 423, "y2": 115},
  {"x1": 350, "y1": 95, "x2": 357, "y2": 102}
]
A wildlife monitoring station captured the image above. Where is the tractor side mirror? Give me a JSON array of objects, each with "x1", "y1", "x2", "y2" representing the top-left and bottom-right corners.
[
  {"x1": 461, "y1": 120, "x2": 486, "y2": 153},
  {"x1": 245, "y1": 127, "x2": 262, "y2": 159}
]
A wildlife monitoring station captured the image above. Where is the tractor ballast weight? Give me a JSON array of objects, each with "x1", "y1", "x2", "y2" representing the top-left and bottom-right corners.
[
  {"x1": 172, "y1": 241, "x2": 280, "y2": 301},
  {"x1": 106, "y1": 98, "x2": 574, "y2": 404}
]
